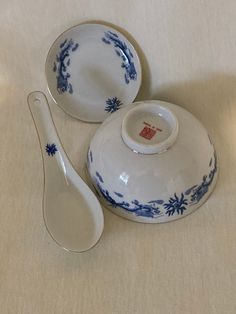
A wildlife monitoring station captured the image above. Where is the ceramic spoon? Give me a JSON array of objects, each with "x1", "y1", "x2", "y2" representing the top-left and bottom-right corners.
[{"x1": 28, "y1": 91, "x2": 104, "y2": 252}]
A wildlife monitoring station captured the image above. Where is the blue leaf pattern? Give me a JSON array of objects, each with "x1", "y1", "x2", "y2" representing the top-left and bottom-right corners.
[
  {"x1": 53, "y1": 39, "x2": 79, "y2": 94},
  {"x1": 102, "y1": 31, "x2": 137, "y2": 84},
  {"x1": 114, "y1": 192, "x2": 124, "y2": 197},
  {"x1": 96, "y1": 171, "x2": 104, "y2": 183},
  {"x1": 190, "y1": 151, "x2": 217, "y2": 205},
  {"x1": 89, "y1": 150, "x2": 93, "y2": 163}
]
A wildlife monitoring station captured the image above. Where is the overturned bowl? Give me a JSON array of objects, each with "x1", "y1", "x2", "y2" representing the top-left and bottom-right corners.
[{"x1": 87, "y1": 100, "x2": 218, "y2": 223}]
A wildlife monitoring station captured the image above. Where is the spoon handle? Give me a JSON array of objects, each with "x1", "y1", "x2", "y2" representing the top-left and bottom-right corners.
[{"x1": 28, "y1": 91, "x2": 64, "y2": 162}]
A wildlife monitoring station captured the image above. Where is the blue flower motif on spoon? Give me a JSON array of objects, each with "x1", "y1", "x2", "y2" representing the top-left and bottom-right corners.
[{"x1": 45, "y1": 143, "x2": 57, "y2": 156}]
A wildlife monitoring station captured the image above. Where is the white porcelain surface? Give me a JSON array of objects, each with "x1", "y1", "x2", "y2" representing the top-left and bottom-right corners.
[
  {"x1": 28, "y1": 91, "x2": 104, "y2": 252},
  {"x1": 87, "y1": 100, "x2": 218, "y2": 223},
  {"x1": 45, "y1": 23, "x2": 142, "y2": 122}
]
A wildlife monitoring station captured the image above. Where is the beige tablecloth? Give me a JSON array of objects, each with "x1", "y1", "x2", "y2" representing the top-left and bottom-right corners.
[{"x1": 0, "y1": 1, "x2": 235, "y2": 313}]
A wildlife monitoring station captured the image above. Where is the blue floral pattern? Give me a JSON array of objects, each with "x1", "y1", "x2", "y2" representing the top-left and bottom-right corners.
[
  {"x1": 53, "y1": 39, "x2": 79, "y2": 94},
  {"x1": 88, "y1": 150, "x2": 217, "y2": 219},
  {"x1": 45, "y1": 143, "x2": 57, "y2": 156},
  {"x1": 96, "y1": 171, "x2": 104, "y2": 183},
  {"x1": 105, "y1": 97, "x2": 123, "y2": 113},
  {"x1": 189, "y1": 151, "x2": 217, "y2": 205},
  {"x1": 95, "y1": 180, "x2": 163, "y2": 218},
  {"x1": 102, "y1": 31, "x2": 137, "y2": 84},
  {"x1": 164, "y1": 193, "x2": 188, "y2": 216},
  {"x1": 89, "y1": 150, "x2": 93, "y2": 163}
]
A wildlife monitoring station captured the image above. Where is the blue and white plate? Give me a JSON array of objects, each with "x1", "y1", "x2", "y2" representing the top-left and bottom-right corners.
[{"x1": 45, "y1": 23, "x2": 142, "y2": 122}]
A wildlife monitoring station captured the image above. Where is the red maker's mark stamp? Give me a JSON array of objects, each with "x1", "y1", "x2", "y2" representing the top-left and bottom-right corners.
[{"x1": 139, "y1": 122, "x2": 162, "y2": 140}]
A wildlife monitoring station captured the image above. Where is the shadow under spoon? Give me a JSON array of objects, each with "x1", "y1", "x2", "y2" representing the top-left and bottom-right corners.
[{"x1": 28, "y1": 91, "x2": 104, "y2": 252}]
